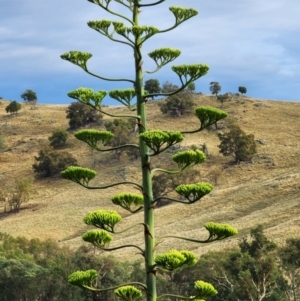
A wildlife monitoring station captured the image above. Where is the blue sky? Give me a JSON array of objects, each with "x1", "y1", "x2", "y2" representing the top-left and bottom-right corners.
[{"x1": 1, "y1": 0, "x2": 300, "y2": 105}]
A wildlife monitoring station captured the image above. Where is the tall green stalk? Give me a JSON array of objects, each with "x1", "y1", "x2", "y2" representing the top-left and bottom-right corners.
[
  {"x1": 60, "y1": 1, "x2": 237, "y2": 301},
  {"x1": 133, "y1": 5, "x2": 157, "y2": 300}
]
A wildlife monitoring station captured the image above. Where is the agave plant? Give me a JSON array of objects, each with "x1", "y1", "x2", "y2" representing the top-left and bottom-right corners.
[{"x1": 60, "y1": 1, "x2": 237, "y2": 301}]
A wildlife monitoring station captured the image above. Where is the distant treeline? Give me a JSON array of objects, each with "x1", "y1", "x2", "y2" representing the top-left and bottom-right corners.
[{"x1": 1, "y1": 226, "x2": 300, "y2": 301}]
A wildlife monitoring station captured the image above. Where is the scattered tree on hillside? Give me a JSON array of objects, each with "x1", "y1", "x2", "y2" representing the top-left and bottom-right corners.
[
  {"x1": 238, "y1": 86, "x2": 247, "y2": 95},
  {"x1": 33, "y1": 148, "x2": 77, "y2": 177},
  {"x1": 218, "y1": 123, "x2": 257, "y2": 163},
  {"x1": 66, "y1": 101, "x2": 103, "y2": 129},
  {"x1": 217, "y1": 93, "x2": 230, "y2": 108},
  {"x1": 159, "y1": 89, "x2": 195, "y2": 116},
  {"x1": 5, "y1": 100, "x2": 21, "y2": 115},
  {"x1": 144, "y1": 79, "x2": 161, "y2": 99},
  {"x1": 48, "y1": 129, "x2": 68, "y2": 148},
  {"x1": 0, "y1": 177, "x2": 33, "y2": 213},
  {"x1": 12, "y1": 177, "x2": 33, "y2": 212},
  {"x1": 21, "y1": 89, "x2": 37, "y2": 109},
  {"x1": 60, "y1": 2, "x2": 237, "y2": 301},
  {"x1": 161, "y1": 81, "x2": 179, "y2": 93},
  {"x1": 209, "y1": 81, "x2": 221, "y2": 96}
]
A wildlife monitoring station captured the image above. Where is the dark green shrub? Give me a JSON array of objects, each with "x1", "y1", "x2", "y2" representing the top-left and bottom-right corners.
[
  {"x1": 144, "y1": 79, "x2": 161, "y2": 99},
  {"x1": 66, "y1": 101, "x2": 103, "y2": 129},
  {"x1": 5, "y1": 101, "x2": 21, "y2": 115},
  {"x1": 33, "y1": 148, "x2": 78, "y2": 177},
  {"x1": 159, "y1": 90, "x2": 194, "y2": 116},
  {"x1": 238, "y1": 86, "x2": 247, "y2": 95},
  {"x1": 49, "y1": 129, "x2": 68, "y2": 148}
]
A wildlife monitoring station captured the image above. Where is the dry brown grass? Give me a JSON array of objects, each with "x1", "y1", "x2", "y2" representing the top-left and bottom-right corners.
[{"x1": 0, "y1": 96, "x2": 300, "y2": 261}]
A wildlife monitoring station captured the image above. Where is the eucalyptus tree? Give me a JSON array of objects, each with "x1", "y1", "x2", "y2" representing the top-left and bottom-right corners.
[
  {"x1": 238, "y1": 86, "x2": 247, "y2": 95},
  {"x1": 60, "y1": 1, "x2": 238, "y2": 301},
  {"x1": 218, "y1": 123, "x2": 257, "y2": 164},
  {"x1": 21, "y1": 89, "x2": 37, "y2": 109},
  {"x1": 5, "y1": 100, "x2": 21, "y2": 115},
  {"x1": 144, "y1": 79, "x2": 161, "y2": 98},
  {"x1": 159, "y1": 88, "x2": 195, "y2": 116},
  {"x1": 209, "y1": 82, "x2": 221, "y2": 97}
]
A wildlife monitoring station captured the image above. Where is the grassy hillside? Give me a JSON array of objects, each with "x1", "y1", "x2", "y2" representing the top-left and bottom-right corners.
[{"x1": 0, "y1": 96, "x2": 300, "y2": 261}]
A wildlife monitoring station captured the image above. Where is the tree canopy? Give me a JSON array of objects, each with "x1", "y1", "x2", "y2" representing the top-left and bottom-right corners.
[
  {"x1": 209, "y1": 82, "x2": 221, "y2": 96},
  {"x1": 5, "y1": 101, "x2": 21, "y2": 115},
  {"x1": 159, "y1": 89, "x2": 194, "y2": 116},
  {"x1": 33, "y1": 148, "x2": 78, "y2": 177},
  {"x1": 21, "y1": 89, "x2": 37, "y2": 107},
  {"x1": 1, "y1": 230, "x2": 300, "y2": 301},
  {"x1": 218, "y1": 123, "x2": 257, "y2": 163},
  {"x1": 48, "y1": 129, "x2": 68, "y2": 148},
  {"x1": 144, "y1": 79, "x2": 161, "y2": 99},
  {"x1": 238, "y1": 86, "x2": 247, "y2": 95},
  {"x1": 66, "y1": 101, "x2": 103, "y2": 129}
]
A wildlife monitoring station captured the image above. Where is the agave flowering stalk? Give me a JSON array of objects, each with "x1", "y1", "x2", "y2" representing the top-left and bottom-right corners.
[{"x1": 61, "y1": 1, "x2": 237, "y2": 301}]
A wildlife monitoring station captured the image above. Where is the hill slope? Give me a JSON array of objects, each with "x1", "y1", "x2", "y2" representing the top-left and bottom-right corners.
[{"x1": 0, "y1": 96, "x2": 300, "y2": 260}]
